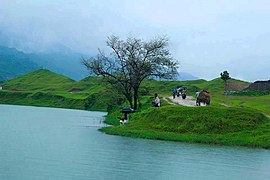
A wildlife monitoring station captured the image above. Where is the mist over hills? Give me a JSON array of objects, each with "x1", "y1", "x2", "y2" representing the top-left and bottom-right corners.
[
  {"x1": 28, "y1": 45, "x2": 89, "y2": 80},
  {"x1": 0, "y1": 44, "x2": 198, "y2": 81},
  {"x1": 0, "y1": 45, "x2": 90, "y2": 81},
  {"x1": 175, "y1": 72, "x2": 198, "y2": 81},
  {"x1": 0, "y1": 46, "x2": 40, "y2": 81},
  {"x1": 0, "y1": 31, "x2": 89, "y2": 80}
]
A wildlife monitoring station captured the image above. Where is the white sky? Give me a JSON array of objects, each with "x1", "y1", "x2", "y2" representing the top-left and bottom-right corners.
[{"x1": 1, "y1": 0, "x2": 270, "y2": 81}]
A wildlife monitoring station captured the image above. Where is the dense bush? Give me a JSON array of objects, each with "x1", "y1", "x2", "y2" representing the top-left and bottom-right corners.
[{"x1": 229, "y1": 91, "x2": 270, "y2": 96}]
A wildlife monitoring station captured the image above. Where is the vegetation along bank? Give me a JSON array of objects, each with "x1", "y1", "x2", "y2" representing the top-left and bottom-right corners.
[
  {"x1": 101, "y1": 106, "x2": 270, "y2": 149},
  {"x1": 1, "y1": 69, "x2": 270, "y2": 149}
]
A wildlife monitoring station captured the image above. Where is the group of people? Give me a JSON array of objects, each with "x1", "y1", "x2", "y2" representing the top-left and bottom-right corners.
[
  {"x1": 172, "y1": 86, "x2": 187, "y2": 99},
  {"x1": 118, "y1": 93, "x2": 161, "y2": 125},
  {"x1": 119, "y1": 93, "x2": 161, "y2": 125},
  {"x1": 119, "y1": 88, "x2": 210, "y2": 125}
]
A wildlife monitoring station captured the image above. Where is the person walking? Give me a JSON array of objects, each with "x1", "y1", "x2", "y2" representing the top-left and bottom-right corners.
[{"x1": 172, "y1": 88, "x2": 177, "y2": 99}]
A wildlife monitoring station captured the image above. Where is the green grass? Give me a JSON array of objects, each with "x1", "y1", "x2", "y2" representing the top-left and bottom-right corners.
[
  {"x1": 0, "y1": 91, "x2": 86, "y2": 109},
  {"x1": 231, "y1": 91, "x2": 270, "y2": 96},
  {"x1": 1, "y1": 69, "x2": 269, "y2": 115},
  {"x1": 101, "y1": 106, "x2": 270, "y2": 149},
  {"x1": 0, "y1": 69, "x2": 119, "y2": 111},
  {"x1": 1, "y1": 69, "x2": 75, "y2": 91},
  {"x1": 213, "y1": 95, "x2": 270, "y2": 115}
]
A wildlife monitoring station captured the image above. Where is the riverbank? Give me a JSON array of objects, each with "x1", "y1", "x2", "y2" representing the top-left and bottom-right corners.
[
  {"x1": 0, "y1": 90, "x2": 110, "y2": 112},
  {"x1": 2, "y1": 69, "x2": 270, "y2": 149},
  {"x1": 100, "y1": 106, "x2": 270, "y2": 149}
]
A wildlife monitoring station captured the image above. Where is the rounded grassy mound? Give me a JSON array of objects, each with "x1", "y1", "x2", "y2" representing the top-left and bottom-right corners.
[{"x1": 101, "y1": 106, "x2": 270, "y2": 149}]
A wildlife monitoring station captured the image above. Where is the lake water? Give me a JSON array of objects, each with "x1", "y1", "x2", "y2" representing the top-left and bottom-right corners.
[{"x1": 0, "y1": 104, "x2": 270, "y2": 180}]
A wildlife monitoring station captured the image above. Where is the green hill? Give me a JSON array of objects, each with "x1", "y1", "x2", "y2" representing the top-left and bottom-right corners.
[
  {"x1": 0, "y1": 69, "x2": 269, "y2": 115},
  {"x1": 101, "y1": 106, "x2": 270, "y2": 149},
  {"x1": 0, "y1": 69, "x2": 123, "y2": 111},
  {"x1": 1, "y1": 69, "x2": 75, "y2": 91},
  {"x1": 73, "y1": 76, "x2": 107, "y2": 93},
  {"x1": 201, "y1": 78, "x2": 250, "y2": 94},
  {"x1": 0, "y1": 69, "x2": 250, "y2": 96}
]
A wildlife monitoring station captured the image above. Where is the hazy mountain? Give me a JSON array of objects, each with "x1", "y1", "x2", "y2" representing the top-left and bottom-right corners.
[
  {"x1": 0, "y1": 35, "x2": 199, "y2": 82},
  {"x1": 176, "y1": 72, "x2": 198, "y2": 81},
  {"x1": 28, "y1": 44, "x2": 89, "y2": 80},
  {"x1": 0, "y1": 46, "x2": 40, "y2": 81},
  {"x1": 0, "y1": 42, "x2": 91, "y2": 81}
]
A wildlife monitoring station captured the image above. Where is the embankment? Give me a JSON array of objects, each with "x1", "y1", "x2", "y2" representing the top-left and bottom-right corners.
[
  {"x1": 0, "y1": 91, "x2": 108, "y2": 111},
  {"x1": 101, "y1": 106, "x2": 270, "y2": 149}
]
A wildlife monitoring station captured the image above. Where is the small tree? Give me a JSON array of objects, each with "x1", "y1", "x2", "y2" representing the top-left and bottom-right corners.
[
  {"x1": 220, "y1": 70, "x2": 231, "y2": 92},
  {"x1": 83, "y1": 35, "x2": 178, "y2": 109}
]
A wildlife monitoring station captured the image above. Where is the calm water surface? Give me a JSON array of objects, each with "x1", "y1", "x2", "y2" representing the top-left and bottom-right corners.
[{"x1": 0, "y1": 104, "x2": 270, "y2": 180}]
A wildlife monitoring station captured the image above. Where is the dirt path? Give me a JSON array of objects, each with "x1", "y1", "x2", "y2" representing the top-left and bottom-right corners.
[
  {"x1": 163, "y1": 96, "x2": 270, "y2": 119},
  {"x1": 263, "y1": 114, "x2": 270, "y2": 119},
  {"x1": 164, "y1": 95, "x2": 205, "y2": 107}
]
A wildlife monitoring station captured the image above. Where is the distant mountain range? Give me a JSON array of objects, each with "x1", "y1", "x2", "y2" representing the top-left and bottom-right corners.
[
  {"x1": 28, "y1": 47, "x2": 89, "y2": 80},
  {"x1": 0, "y1": 45, "x2": 89, "y2": 81},
  {"x1": 0, "y1": 46, "x2": 40, "y2": 81},
  {"x1": 175, "y1": 72, "x2": 198, "y2": 81},
  {"x1": 0, "y1": 45, "x2": 198, "y2": 82}
]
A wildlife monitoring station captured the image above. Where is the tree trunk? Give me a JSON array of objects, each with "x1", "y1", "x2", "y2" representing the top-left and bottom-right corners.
[
  {"x1": 127, "y1": 96, "x2": 133, "y2": 109},
  {"x1": 133, "y1": 88, "x2": 139, "y2": 110}
]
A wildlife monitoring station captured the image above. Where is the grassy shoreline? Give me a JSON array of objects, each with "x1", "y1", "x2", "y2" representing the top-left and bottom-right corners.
[
  {"x1": 1, "y1": 69, "x2": 270, "y2": 149},
  {"x1": 100, "y1": 106, "x2": 270, "y2": 149},
  {"x1": 1, "y1": 90, "x2": 269, "y2": 150}
]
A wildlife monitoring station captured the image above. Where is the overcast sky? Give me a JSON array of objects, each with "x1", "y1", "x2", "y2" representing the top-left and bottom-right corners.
[{"x1": 1, "y1": 0, "x2": 270, "y2": 81}]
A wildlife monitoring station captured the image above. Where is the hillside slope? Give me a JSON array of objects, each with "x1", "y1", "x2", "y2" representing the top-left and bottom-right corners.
[
  {"x1": 141, "y1": 78, "x2": 250, "y2": 96},
  {"x1": 101, "y1": 106, "x2": 270, "y2": 149},
  {"x1": 1, "y1": 69, "x2": 75, "y2": 91},
  {"x1": 0, "y1": 69, "x2": 123, "y2": 111}
]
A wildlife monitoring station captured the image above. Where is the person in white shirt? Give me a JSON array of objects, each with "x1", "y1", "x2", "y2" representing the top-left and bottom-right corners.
[
  {"x1": 195, "y1": 90, "x2": 200, "y2": 98},
  {"x1": 154, "y1": 93, "x2": 161, "y2": 107}
]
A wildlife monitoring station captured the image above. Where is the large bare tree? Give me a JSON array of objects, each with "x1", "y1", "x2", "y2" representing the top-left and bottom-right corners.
[{"x1": 83, "y1": 35, "x2": 178, "y2": 109}]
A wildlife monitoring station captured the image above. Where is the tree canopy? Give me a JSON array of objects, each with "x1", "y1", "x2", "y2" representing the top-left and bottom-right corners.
[
  {"x1": 220, "y1": 70, "x2": 231, "y2": 92},
  {"x1": 83, "y1": 35, "x2": 178, "y2": 109}
]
